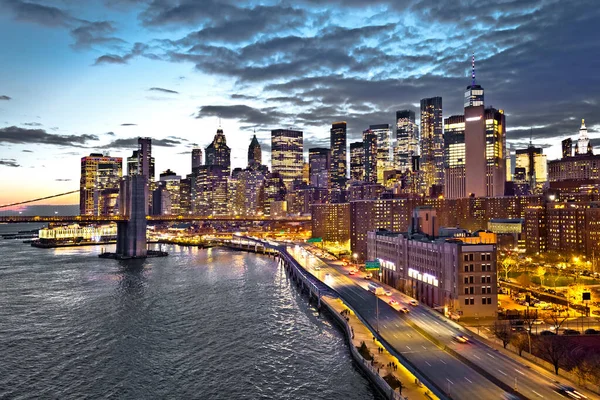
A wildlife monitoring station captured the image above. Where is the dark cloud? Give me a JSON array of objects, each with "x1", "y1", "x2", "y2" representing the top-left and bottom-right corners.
[
  {"x1": 21, "y1": 149, "x2": 33, "y2": 153},
  {"x1": 120, "y1": 123, "x2": 137, "y2": 126},
  {"x1": 230, "y1": 94, "x2": 257, "y2": 100},
  {"x1": 0, "y1": 95, "x2": 10, "y2": 100},
  {"x1": 196, "y1": 105, "x2": 290, "y2": 126},
  {"x1": 0, "y1": 126, "x2": 98, "y2": 147},
  {"x1": 149, "y1": 87, "x2": 179, "y2": 94},
  {"x1": 22, "y1": 122, "x2": 42, "y2": 127},
  {"x1": 0, "y1": 159, "x2": 20, "y2": 168},
  {"x1": 98, "y1": 137, "x2": 182, "y2": 149},
  {"x1": 105, "y1": 131, "x2": 115, "y2": 136},
  {"x1": 94, "y1": 42, "x2": 152, "y2": 65},
  {"x1": 71, "y1": 20, "x2": 126, "y2": 50},
  {"x1": 1, "y1": 0, "x2": 76, "y2": 27},
  {"x1": 55, "y1": 178, "x2": 72, "y2": 181}
]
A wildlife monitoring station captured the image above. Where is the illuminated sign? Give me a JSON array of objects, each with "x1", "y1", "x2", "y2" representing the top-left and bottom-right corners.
[
  {"x1": 408, "y1": 268, "x2": 439, "y2": 287},
  {"x1": 466, "y1": 115, "x2": 482, "y2": 122}
]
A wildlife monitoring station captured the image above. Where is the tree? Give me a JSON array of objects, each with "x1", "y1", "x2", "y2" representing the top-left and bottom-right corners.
[
  {"x1": 535, "y1": 265, "x2": 547, "y2": 286},
  {"x1": 501, "y1": 256, "x2": 517, "y2": 281},
  {"x1": 492, "y1": 321, "x2": 513, "y2": 348},
  {"x1": 535, "y1": 335, "x2": 569, "y2": 374},
  {"x1": 548, "y1": 310, "x2": 568, "y2": 333},
  {"x1": 511, "y1": 333, "x2": 529, "y2": 356}
]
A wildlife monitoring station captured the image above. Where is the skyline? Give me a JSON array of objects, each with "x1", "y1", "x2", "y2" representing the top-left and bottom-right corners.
[{"x1": 1, "y1": 0, "x2": 599, "y2": 206}]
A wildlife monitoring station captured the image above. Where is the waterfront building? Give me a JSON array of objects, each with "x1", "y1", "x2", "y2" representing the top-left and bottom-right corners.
[
  {"x1": 363, "y1": 129, "x2": 378, "y2": 184},
  {"x1": 420, "y1": 97, "x2": 444, "y2": 195},
  {"x1": 308, "y1": 147, "x2": 330, "y2": 189},
  {"x1": 370, "y1": 123, "x2": 393, "y2": 185},
  {"x1": 367, "y1": 207, "x2": 498, "y2": 318},
  {"x1": 179, "y1": 176, "x2": 192, "y2": 214},
  {"x1": 311, "y1": 203, "x2": 350, "y2": 244},
  {"x1": 350, "y1": 141, "x2": 364, "y2": 181},
  {"x1": 151, "y1": 184, "x2": 172, "y2": 215},
  {"x1": 192, "y1": 147, "x2": 203, "y2": 170},
  {"x1": 191, "y1": 165, "x2": 228, "y2": 215},
  {"x1": 395, "y1": 110, "x2": 419, "y2": 172},
  {"x1": 271, "y1": 129, "x2": 303, "y2": 190},
  {"x1": 80, "y1": 153, "x2": 123, "y2": 216},
  {"x1": 157, "y1": 169, "x2": 181, "y2": 215},
  {"x1": 205, "y1": 127, "x2": 231, "y2": 176},
  {"x1": 330, "y1": 122, "x2": 347, "y2": 190},
  {"x1": 233, "y1": 166, "x2": 266, "y2": 216},
  {"x1": 248, "y1": 134, "x2": 262, "y2": 167},
  {"x1": 39, "y1": 224, "x2": 118, "y2": 241}
]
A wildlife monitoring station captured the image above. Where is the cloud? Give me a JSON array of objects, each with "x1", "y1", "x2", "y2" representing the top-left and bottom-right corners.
[
  {"x1": 105, "y1": 131, "x2": 115, "y2": 136},
  {"x1": 98, "y1": 137, "x2": 182, "y2": 149},
  {"x1": 21, "y1": 149, "x2": 33, "y2": 153},
  {"x1": 0, "y1": 159, "x2": 20, "y2": 168},
  {"x1": 93, "y1": 42, "x2": 155, "y2": 65},
  {"x1": 1, "y1": 0, "x2": 76, "y2": 27},
  {"x1": 55, "y1": 178, "x2": 72, "y2": 181},
  {"x1": 0, "y1": 95, "x2": 10, "y2": 100},
  {"x1": 0, "y1": 126, "x2": 98, "y2": 147},
  {"x1": 196, "y1": 104, "x2": 290, "y2": 127},
  {"x1": 70, "y1": 20, "x2": 126, "y2": 50},
  {"x1": 22, "y1": 122, "x2": 42, "y2": 127},
  {"x1": 120, "y1": 123, "x2": 137, "y2": 126},
  {"x1": 149, "y1": 87, "x2": 179, "y2": 94}
]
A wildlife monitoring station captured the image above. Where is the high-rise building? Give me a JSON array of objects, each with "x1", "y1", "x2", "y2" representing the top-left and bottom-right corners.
[
  {"x1": 263, "y1": 172, "x2": 287, "y2": 215},
  {"x1": 137, "y1": 137, "x2": 153, "y2": 181},
  {"x1": 205, "y1": 127, "x2": 231, "y2": 175},
  {"x1": 330, "y1": 122, "x2": 347, "y2": 189},
  {"x1": 363, "y1": 129, "x2": 378, "y2": 183},
  {"x1": 443, "y1": 115, "x2": 466, "y2": 199},
  {"x1": 370, "y1": 123, "x2": 393, "y2": 184},
  {"x1": 420, "y1": 97, "x2": 444, "y2": 195},
  {"x1": 308, "y1": 148, "x2": 330, "y2": 189},
  {"x1": 271, "y1": 129, "x2": 303, "y2": 189},
  {"x1": 248, "y1": 134, "x2": 262, "y2": 166},
  {"x1": 515, "y1": 145, "x2": 547, "y2": 192},
  {"x1": 562, "y1": 138, "x2": 573, "y2": 158},
  {"x1": 576, "y1": 119, "x2": 592, "y2": 155},
  {"x1": 158, "y1": 169, "x2": 181, "y2": 215},
  {"x1": 484, "y1": 107, "x2": 507, "y2": 197},
  {"x1": 464, "y1": 54, "x2": 484, "y2": 108},
  {"x1": 192, "y1": 148, "x2": 203, "y2": 170},
  {"x1": 395, "y1": 110, "x2": 418, "y2": 172},
  {"x1": 80, "y1": 153, "x2": 123, "y2": 216},
  {"x1": 191, "y1": 165, "x2": 228, "y2": 215},
  {"x1": 350, "y1": 141, "x2": 364, "y2": 181}
]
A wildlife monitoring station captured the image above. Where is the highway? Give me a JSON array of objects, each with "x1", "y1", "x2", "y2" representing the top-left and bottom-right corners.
[
  {"x1": 289, "y1": 244, "x2": 593, "y2": 400},
  {"x1": 289, "y1": 245, "x2": 506, "y2": 400}
]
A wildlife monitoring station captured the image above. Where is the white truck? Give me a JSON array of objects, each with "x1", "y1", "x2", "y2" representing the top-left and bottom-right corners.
[{"x1": 368, "y1": 282, "x2": 384, "y2": 295}]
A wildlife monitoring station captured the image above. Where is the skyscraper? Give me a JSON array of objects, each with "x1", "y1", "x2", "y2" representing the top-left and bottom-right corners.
[
  {"x1": 80, "y1": 153, "x2": 123, "y2": 215},
  {"x1": 248, "y1": 134, "x2": 262, "y2": 166},
  {"x1": 330, "y1": 122, "x2": 347, "y2": 189},
  {"x1": 363, "y1": 129, "x2": 378, "y2": 184},
  {"x1": 464, "y1": 103, "x2": 486, "y2": 197},
  {"x1": 464, "y1": 54, "x2": 484, "y2": 108},
  {"x1": 395, "y1": 110, "x2": 418, "y2": 172},
  {"x1": 271, "y1": 129, "x2": 303, "y2": 189},
  {"x1": 137, "y1": 137, "x2": 153, "y2": 181},
  {"x1": 350, "y1": 141, "x2": 364, "y2": 181},
  {"x1": 192, "y1": 147, "x2": 203, "y2": 170},
  {"x1": 484, "y1": 107, "x2": 507, "y2": 197},
  {"x1": 420, "y1": 97, "x2": 444, "y2": 195},
  {"x1": 309, "y1": 147, "x2": 330, "y2": 189},
  {"x1": 515, "y1": 145, "x2": 547, "y2": 193},
  {"x1": 562, "y1": 138, "x2": 573, "y2": 158},
  {"x1": 370, "y1": 123, "x2": 393, "y2": 185},
  {"x1": 205, "y1": 127, "x2": 231, "y2": 175},
  {"x1": 443, "y1": 115, "x2": 466, "y2": 199},
  {"x1": 576, "y1": 119, "x2": 592, "y2": 155}
]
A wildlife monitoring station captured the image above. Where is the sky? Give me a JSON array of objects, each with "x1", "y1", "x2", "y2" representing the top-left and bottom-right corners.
[{"x1": 0, "y1": 0, "x2": 599, "y2": 207}]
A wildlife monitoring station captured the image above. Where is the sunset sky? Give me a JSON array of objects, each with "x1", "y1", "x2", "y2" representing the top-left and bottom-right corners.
[{"x1": 1, "y1": 0, "x2": 599, "y2": 207}]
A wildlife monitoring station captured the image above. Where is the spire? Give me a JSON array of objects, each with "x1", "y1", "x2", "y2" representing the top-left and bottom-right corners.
[
  {"x1": 581, "y1": 119, "x2": 586, "y2": 129},
  {"x1": 471, "y1": 52, "x2": 476, "y2": 86},
  {"x1": 218, "y1": 117, "x2": 222, "y2": 128}
]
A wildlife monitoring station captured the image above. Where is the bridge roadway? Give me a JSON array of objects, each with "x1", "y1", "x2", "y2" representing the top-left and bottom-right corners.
[
  {"x1": 0, "y1": 215, "x2": 310, "y2": 223},
  {"x1": 291, "y1": 244, "x2": 593, "y2": 400}
]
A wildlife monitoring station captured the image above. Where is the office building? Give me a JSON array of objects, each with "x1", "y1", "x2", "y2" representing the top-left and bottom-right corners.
[
  {"x1": 515, "y1": 145, "x2": 547, "y2": 193},
  {"x1": 363, "y1": 129, "x2": 378, "y2": 184},
  {"x1": 464, "y1": 54, "x2": 484, "y2": 108},
  {"x1": 271, "y1": 129, "x2": 303, "y2": 189},
  {"x1": 350, "y1": 141, "x2": 364, "y2": 181},
  {"x1": 80, "y1": 153, "x2": 123, "y2": 216},
  {"x1": 191, "y1": 165, "x2": 228, "y2": 215},
  {"x1": 330, "y1": 122, "x2": 347, "y2": 189},
  {"x1": 549, "y1": 120, "x2": 599, "y2": 185},
  {"x1": 367, "y1": 208, "x2": 498, "y2": 318},
  {"x1": 205, "y1": 127, "x2": 231, "y2": 176},
  {"x1": 562, "y1": 138, "x2": 573, "y2": 158},
  {"x1": 263, "y1": 172, "x2": 287, "y2": 215},
  {"x1": 157, "y1": 169, "x2": 181, "y2": 215},
  {"x1": 484, "y1": 108, "x2": 507, "y2": 197},
  {"x1": 308, "y1": 147, "x2": 330, "y2": 189},
  {"x1": 248, "y1": 134, "x2": 262, "y2": 167},
  {"x1": 370, "y1": 123, "x2": 393, "y2": 184},
  {"x1": 192, "y1": 147, "x2": 203, "y2": 170},
  {"x1": 311, "y1": 203, "x2": 350, "y2": 244},
  {"x1": 395, "y1": 110, "x2": 419, "y2": 172},
  {"x1": 443, "y1": 115, "x2": 466, "y2": 199},
  {"x1": 420, "y1": 97, "x2": 444, "y2": 195}
]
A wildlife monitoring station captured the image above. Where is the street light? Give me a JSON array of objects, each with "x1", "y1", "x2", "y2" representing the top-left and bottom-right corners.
[{"x1": 353, "y1": 253, "x2": 358, "y2": 269}]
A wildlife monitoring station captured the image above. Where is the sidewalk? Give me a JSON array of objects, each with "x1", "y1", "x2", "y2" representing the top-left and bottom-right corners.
[{"x1": 323, "y1": 295, "x2": 437, "y2": 400}]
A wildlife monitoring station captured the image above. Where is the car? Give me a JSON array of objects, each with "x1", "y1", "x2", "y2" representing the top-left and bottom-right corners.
[
  {"x1": 553, "y1": 383, "x2": 588, "y2": 399},
  {"x1": 384, "y1": 290, "x2": 392, "y2": 296},
  {"x1": 388, "y1": 299, "x2": 398, "y2": 306},
  {"x1": 365, "y1": 273, "x2": 372, "y2": 279},
  {"x1": 540, "y1": 330, "x2": 555, "y2": 336},
  {"x1": 399, "y1": 307, "x2": 410, "y2": 314},
  {"x1": 314, "y1": 265, "x2": 320, "y2": 271},
  {"x1": 563, "y1": 329, "x2": 580, "y2": 335},
  {"x1": 348, "y1": 269, "x2": 356, "y2": 275},
  {"x1": 592, "y1": 309, "x2": 600, "y2": 316},
  {"x1": 584, "y1": 328, "x2": 600, "y2": 335},
  {"x1": 408, "y1": 299, "x2": 418, "y2": 306},
  {"x1": 453, "y1": 334, "x2": 469, "y2": 343},
  {"x1": 532, "y1": 319, "x2": 544, "y2": 325},
  {"x1": 324, "y1": 273, "x2": 331, "y2": 279}
]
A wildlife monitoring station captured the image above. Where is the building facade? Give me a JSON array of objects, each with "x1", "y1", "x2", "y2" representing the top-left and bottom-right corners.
[
  {"x1": 330, "y1": 122, "x2": 347, "y2": 190},
  {"x1": 309, "y1": 147, "x2": 330, "y2": 189},
  {"x1": 350, "y1": 141, "x2": 364, "y2": 181},
  {"x1": 420, "y1": 97, "x2": 444, "y2": 195},
  {"x1": 205, "y1": 128, "x2": 231, "y2": 176},
  {"x1": 311, "y1": 203, "x2": 350, "y2": 243},
  {"x1": 271, "y1": 129, "x2": 303, "y2": 189},
  {"x1": 363, "y1": 129, "x2": 378, "y2": 184},
  {"x1": 248, "y1": 134, "x2": 262, "y2": 166},
  {"x1": 395, "y1": 110, "x2": 418, "y2": 172},
  {"x1": 80, "y1": 153, "x2": 123, "y2": 216}
]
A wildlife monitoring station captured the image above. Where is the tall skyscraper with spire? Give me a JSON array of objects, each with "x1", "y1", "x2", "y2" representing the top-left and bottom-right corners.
[
  {"x1": 464, "y1": 53, "x2": 484, "y2": 108},
  {"x1": 205, "y1": 127, "x2": 231, "y2": 175},
  {"x1": 248, "y1": 133, "x2": 262, "y2": 166},
  {"x1": 576, "y1": 119, "x2": 592, "y2": 155}
]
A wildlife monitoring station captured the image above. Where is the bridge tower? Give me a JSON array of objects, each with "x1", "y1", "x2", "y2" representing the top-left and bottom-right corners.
[{"x1": 116, "y1": 175, "x2": 148, "y2": 257}]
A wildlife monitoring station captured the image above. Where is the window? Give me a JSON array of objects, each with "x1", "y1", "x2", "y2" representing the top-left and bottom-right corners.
[
  {"x1": 469, "y1": 276, "x2": 474, "y2": 284},
  {"x1": 487, "y1": 276, "x2": 491, "y2": 283},
  {"x1": 486, "y1": 254, "x2": 491, "y2": 261},
  {"x1": 481, "y1": 287, "x2": 485, "y2": 294},
  {"x1": 465, "y1": 298, "x2": 469, "y2": 305},
  {"x1": 482, "y1": 297, "x2": 487, "y2": 305},
  {"x1": 470, "y1": 264, "x2": 474, "y2": 272},
  {"x1": 481, "y1": 277, "x2": 485, "y2": 284},
  {"x1": 470, "y1": 287, "x2": 474, "y2": 294},
  {"x1": 470, "y1": 298, "x2": 474, "y2": 305},
  {"x1": 469, "y1": 254, "x2": 474, "y2": 261},
  {"x1": 481, "y1": 254, "x2": 485, "y2": 261},
  {"x1": 464, "y1": 254, "x2": 469, "y2": 261},
  {"x1": 464, "y1": 265, "x2": 468, "y2": 272},
  {"x1": 487, "y1": 298, "x2": 492, "y2": 304},
  {"x1": 464, "y1": 288, "x2": 469, "y2": 295}
]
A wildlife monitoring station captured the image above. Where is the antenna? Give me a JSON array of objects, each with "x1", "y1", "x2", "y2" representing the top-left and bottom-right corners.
[
  {"x1": 529, "y1": 127, "x2": 533, "y2": 147},
  {"x1": 218, "y1": 116, "x2": 222, "y2": 128},
  {"x1": 471, "y1": 52, "x2": 476, "y2": 86}
]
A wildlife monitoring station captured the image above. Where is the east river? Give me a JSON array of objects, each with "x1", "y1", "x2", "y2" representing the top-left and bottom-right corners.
[{"x1": 0, "y1": 226, "x2": 378, "y2": 399}]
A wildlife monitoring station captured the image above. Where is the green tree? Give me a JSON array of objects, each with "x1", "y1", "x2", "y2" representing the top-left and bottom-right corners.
[
  {"x1": 501, "y1": 256, "x2": 517, "y2": 281},
  {"x1": 535, "y1": 266, "x2": 547, "y2": 286}
]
